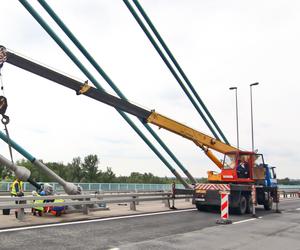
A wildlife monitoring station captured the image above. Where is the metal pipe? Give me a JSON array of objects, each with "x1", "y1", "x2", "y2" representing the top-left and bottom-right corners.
[
  {"x1": 250, "y1": 82, "x2": 259, "y2": 152},
  {"x1": 37, "y1": 0, "x2": 196, "y2": 184},
  {"x1": 131, "y1": 0, "x2": 229, "y2": 145},
  {"x1": 229, "y1": 87, "x2": 239, "y2": 149},
  {"x1": 0, "y1": 154, "x2": 30, "y2": 181}
]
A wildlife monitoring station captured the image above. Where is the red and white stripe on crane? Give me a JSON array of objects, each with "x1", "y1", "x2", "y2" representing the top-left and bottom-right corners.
[{"x1": 194, "y1": 183, "x2": 230, "y2": 191}]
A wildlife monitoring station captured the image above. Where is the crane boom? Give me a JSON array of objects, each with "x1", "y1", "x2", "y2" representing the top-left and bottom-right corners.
[{"x1": 147, "y1": 113, "x2": 236, "y2": 154}]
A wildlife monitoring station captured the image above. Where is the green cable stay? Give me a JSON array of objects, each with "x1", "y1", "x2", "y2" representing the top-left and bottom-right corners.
[{"x1": 123, "y1": 0, "x2": 229, "y2": 144}]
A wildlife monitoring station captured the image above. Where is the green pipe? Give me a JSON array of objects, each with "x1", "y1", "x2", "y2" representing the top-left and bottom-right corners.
[
  {"x1": 132, "y1": 0, "x2": 229, "y2": 145},
  {"x1": 37, "y1": 0, "x2": 196, "y2": 184},
  {"x1": 18, "y1": 0, "x2": 190, "y2": 188},
  {"x1": 123, "y1": 0, "x2": 221, "y2": 141}
]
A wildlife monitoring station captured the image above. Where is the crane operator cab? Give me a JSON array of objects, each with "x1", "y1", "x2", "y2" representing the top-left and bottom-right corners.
[{"x1": 211, "y1": 151, "x2": 276, "y2": 184}]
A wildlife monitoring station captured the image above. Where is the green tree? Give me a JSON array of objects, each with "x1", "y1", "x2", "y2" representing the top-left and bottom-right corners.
[
  {"x1": 98, "y1": 167, "x2": 116, "y2": 183},
  {"x1": 82, "y1": 154, "x2": 99, "y2": 182},
  {"x1": 68, "y1": 157, "x2": 83, "y2": 182},
  {"x1": 47, "y1": 162, "x2": 69, "y2": 181},
  {"x1": 278, "y1": 177, "x2": 290, "y2": 185},
  {"x1": 0, "y1": 163, "x2": 12, "y2": 180}
]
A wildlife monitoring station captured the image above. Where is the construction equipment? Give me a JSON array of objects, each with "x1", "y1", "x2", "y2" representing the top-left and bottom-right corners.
[{"x1": 0, "y1": 46, "x2": 278, "y2": 214}]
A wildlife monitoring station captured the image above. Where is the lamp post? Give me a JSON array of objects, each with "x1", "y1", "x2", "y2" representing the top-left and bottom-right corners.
[
  {"x1": 250, "y1": 82, "x2": 259, "y2": 152},
  {"x1": 229, "y1": 87, "x2": 239, "y2": 149}
]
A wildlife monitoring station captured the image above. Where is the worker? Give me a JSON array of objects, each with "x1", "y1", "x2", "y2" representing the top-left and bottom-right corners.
[
  {"x1": 31, "y1": 191, "x2": 44, "y2": 216},
  {"x1": 39, "y1": 190, "x2": 51, "y2": 213},
  {"x1": 237, "y1": 156, "x2": 249, "y2": 178},
  {"x1": 10, "y1": 178, "x2": 24, "y2": 218},
  {"x1": 50, "y1": 198, "x2": 66, "y2": 217},
  {"x1": 10, "y1": 178, "x2": 24, "y2": 198}
]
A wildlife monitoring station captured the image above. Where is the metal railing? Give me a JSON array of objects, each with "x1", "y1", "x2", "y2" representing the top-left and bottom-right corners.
[
  {"x1": 278, "y1": 190, "x2": 300, "y2": 198},
  {"x1": 0, "y1": 182, "x2": 185, "y2": 193},
  {"x1": 0, "y1": 191, "x2": 192, "y2": 220},
  {"x1": 1, "y1": 182, "x2": 299, "y2": 193}
]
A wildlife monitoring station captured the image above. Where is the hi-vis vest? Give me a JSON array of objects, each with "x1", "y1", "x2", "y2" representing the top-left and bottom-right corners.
[
  {"x1": 33, "y1": 195, "x2": 44, "y2": 212},
  {"x1": 10, "y1": 180, "x2": 23, "y2": 196}
]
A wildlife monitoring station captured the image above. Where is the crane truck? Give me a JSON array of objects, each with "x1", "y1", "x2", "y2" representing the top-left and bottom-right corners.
[
  {"x1": 0, "y1": 46, "x2": 278, "y2": 215},
  {"x1": 148, "y1": 113, "x2": 278, "y2": 214}
]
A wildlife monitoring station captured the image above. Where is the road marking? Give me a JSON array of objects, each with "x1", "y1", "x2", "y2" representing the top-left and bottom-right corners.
[
  {"x1": 0, "y1": 208, "x2": 197, "y2": 233},
  {"x1": 296, "y1": 208, "x2": 300, "y2": 211},
  {"x1": 233, "y1": 216, "x2": 262, "y2": 224},
  {"x1": 280, "y1": 198, "x2": 300, "y2": 202}
]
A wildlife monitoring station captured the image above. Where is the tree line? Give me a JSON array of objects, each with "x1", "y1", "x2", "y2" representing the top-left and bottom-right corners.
[
  {"x1": 0, "y1": 154, "x2": 193, "y2": 184},
  {"x1": 0, "y1": 154, "x2": 298, "y2": 184}
]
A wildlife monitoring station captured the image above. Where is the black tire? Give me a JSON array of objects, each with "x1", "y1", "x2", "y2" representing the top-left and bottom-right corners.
[
  {"x1": 246, "y1": 197, "x2": 253, "y2": 214},
  {"x1": 264, "y1": 197, "x2": 273, "y2": 211},
  {"x1": 196, "y1": 203, "x2": 207, "y2": 211},
  {"x1": 236, "y1": 195, "x2": 247, "y2": 215}
]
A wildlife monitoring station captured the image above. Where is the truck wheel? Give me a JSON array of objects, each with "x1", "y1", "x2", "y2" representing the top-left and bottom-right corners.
[
  {"x1": 264, "y1": 197, "x2": 273, "y2": 210},
  {"x1": 196, "y1": 203, "x2": 206, "y2": 211},
  {"x1": 236, "y1": 195, "x2": 247, "y2": 215},
  {"x1": 246, "y1": 197, "x2": 253, "y2": 214}
]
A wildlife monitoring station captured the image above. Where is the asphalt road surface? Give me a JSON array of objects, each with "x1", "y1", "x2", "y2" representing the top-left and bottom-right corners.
[{"x1": 0, "y1": 199, "x2": 299, "y2": 250}]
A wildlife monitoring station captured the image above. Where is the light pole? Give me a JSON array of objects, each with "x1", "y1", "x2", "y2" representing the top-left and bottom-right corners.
[
  {"x1": 250, "y1": 82, "x2": 259, "y2": 152},
  {"x1": 229, "y1": 87, "x2": 239, "y2": 149}
]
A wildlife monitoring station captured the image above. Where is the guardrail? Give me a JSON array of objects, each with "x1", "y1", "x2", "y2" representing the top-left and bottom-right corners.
[
  {"x1": 279, "y1": 190, "x2": 300, "y2": 198},
  {"x1": 0, "y1": 191, "x2": 192, "y2": 220},
  {"x1": 1, "y1": 182, "x2": 299, "y2": 193},
  {"x1": 0, "y1": 189, "x2": 171, "y2": 196},
  {"x1": 0, "y1": 182, "x2": 183, "y2": 192},
  {"x1": 1, "y1": 186, "x2": 299, "y2": 221}
]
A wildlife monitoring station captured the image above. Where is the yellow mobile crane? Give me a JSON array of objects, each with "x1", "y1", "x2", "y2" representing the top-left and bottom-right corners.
[{"x1": 1, "y1": 47, "x2": 278, "y2": 214}]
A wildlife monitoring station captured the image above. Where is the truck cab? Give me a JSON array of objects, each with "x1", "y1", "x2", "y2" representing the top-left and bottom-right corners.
[{"x1": 265, "y1": 165, "x2": 277, "y2": 187}]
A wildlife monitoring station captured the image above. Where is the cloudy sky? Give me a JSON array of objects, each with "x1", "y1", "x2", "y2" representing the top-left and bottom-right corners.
[{"x1": 1, "y1": 0, "x2": 299, "y2": 179}]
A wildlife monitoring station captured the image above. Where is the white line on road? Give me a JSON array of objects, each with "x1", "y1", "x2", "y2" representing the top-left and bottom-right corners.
[
  {"x1": 296, "y1": 208, "x2": 300, "y2": 211},
  {"x1": 233, "y1": 216, "x2": 262, "y2": 225},
  {"x1": 0, "y1": 208, "x2": 197, "y2": 234},
  {"x1": 279, "y1": 198, "x2": 300, "y2": 202}
]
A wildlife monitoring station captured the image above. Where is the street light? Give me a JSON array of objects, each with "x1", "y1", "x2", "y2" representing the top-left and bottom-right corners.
[
  {"x1": 250, "y1": 82, "x2": 259, "y2": 152},
  {"x1": 229, "y1": 86, "x2": 239, "y2": 149}
]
